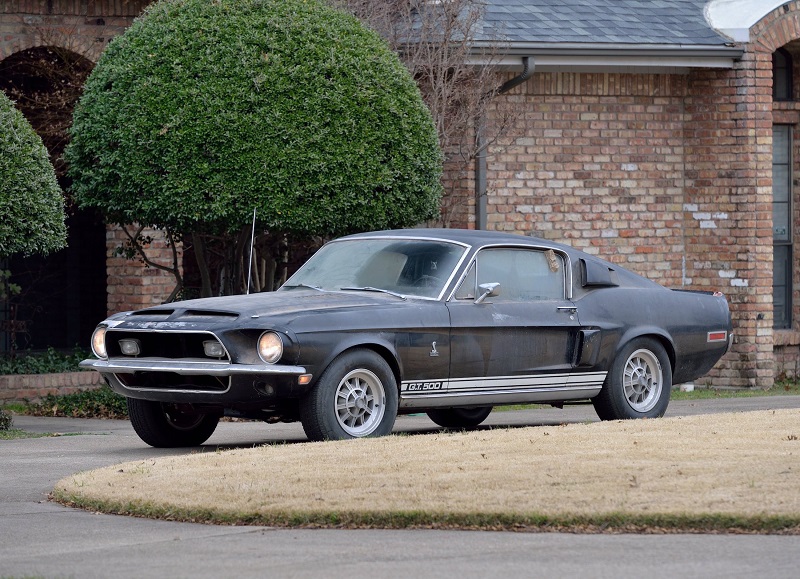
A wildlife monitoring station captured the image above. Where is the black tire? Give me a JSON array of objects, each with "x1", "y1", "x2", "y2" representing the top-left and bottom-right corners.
[
  {"x1": 300, "y1": 349, "x2": 398, "y2": 441},
  {"x1": 426, "y1": 407, "x2": 493, "y2": 429},
  {"x1": 592, "y1": 337, "x2": 672, "y2": 421},
  {"x1": 127, "y1": 398, "x2": 219, "y2": 447}
]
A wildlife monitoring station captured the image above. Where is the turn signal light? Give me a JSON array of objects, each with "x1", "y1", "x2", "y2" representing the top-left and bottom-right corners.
[
  {"x1": 203, "y1": 340, "x2": 226, "y2": 358},
  {"x1": 119, "y1": 338, "x2": 141, "y2": 356}
]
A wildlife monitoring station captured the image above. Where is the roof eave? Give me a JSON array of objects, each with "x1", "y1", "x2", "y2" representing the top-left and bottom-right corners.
[{"x1": 468, "y1": 42, "x2": 744, "y2": 71}]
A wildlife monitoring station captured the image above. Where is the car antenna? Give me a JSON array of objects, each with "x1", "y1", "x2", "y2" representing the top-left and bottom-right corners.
[{"x1": 246, "y1": 207, "x2": 256, "y2": 295}]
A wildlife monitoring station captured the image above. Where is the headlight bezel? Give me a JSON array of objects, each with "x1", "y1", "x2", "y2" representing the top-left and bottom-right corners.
[{"x1": 257, "y1": 331, "x2": 284, "y2": 364}]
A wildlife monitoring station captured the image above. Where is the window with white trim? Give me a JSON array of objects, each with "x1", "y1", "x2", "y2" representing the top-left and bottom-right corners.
[{"x1": 773, "y1": 124, "x2": 792, "y2": 329}]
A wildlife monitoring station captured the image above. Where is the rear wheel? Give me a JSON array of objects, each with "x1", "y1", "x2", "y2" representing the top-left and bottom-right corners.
[
  {"x1": 427, "y1": 407, "x2": 493, "y2": 429},
  {"x1": 592, "y1": 337, "x2": 671, "y2": 421},
  {"x1": 300, "y1": 349, "x2": 398, "y2": 441},
  {"x1": 127, "y1": 398, "x2": 219, "y2": 447}
]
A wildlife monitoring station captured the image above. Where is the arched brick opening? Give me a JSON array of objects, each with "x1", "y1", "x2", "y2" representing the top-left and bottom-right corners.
[
  {"x1": 0, "y1": 46, "x2": 92, "y2": 177},
  {"x1": 2, "y1": 2, "x2": 183, "y2": 335},
  {"x1": 748, "y1": 1, "x2": 800, "y2": 379},
  {"x1": 0, "y1": 45, "x2": 106, "y2": 353}
]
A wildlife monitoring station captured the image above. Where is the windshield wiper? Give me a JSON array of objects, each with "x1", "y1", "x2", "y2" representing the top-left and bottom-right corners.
[{"x1": 340, "y1": 286, "x2": 407, "y2": 300}]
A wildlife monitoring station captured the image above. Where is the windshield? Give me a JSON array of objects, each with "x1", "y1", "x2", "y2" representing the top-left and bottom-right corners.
[{"x1": 281, "y1": 238, "x2": 468, "y2": 299}]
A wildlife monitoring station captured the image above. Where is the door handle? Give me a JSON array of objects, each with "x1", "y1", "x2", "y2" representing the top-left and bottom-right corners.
[{"x1": 557, "y1": 306, "x2": 577, "y2": 314}]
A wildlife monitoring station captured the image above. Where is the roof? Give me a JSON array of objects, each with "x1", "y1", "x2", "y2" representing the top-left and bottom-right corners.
[
  {"x1": 465, "y1": 0, "x2": 744, "y2": 70},
  {"x1": 344, "y1": 228, "x2": 575, "y2": 252},
  {"x1": 477, "y1": 0, "x2": 728, "y2": 46}
]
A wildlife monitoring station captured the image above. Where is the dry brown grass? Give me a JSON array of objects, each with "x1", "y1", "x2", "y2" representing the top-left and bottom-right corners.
[{"x1": 53, "y1": 409, "x2": 800, "y2": 532}]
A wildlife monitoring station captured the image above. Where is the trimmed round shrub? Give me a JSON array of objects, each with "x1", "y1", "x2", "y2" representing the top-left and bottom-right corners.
[
  {"x1": 0, "y1": 91, "x2": 67, "y2": 258},
  {"x1": 66, "y1": 0, "x2": 443, "y2": 237}
]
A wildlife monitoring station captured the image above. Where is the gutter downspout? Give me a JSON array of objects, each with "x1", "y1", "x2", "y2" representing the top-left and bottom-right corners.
[{"x1": 476, "y1": 56, "x2": 533, "y2": 230}]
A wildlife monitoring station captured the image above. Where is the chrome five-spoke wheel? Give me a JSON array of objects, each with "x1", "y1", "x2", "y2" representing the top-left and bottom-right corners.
[
  {"x1": 300, "y1": 349, "x2": 399, "y2": 441},
  {"x1": 622, "y1": 348, "x2": 663, "y2": 413},
  {"x1": 592, "y1": 337, "x2": 672, "y2": 421},
  {"x1": 335, "y1": 368, "x2": 386, "y2": 437}
]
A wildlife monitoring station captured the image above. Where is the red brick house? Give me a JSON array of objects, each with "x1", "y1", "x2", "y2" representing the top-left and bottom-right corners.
[{"x1": 2, "y1": 0, "x2": 800, "y2": 389}]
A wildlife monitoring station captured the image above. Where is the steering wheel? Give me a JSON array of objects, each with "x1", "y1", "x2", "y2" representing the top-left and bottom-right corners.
[{"x1": 413, "y1": 275, "x2": 441, "y2": 288}]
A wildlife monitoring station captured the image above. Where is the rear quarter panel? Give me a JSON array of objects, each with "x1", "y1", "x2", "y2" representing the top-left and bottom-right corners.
[{"x1": 575, "y1": 286, "x2": 731, "y2": 384}]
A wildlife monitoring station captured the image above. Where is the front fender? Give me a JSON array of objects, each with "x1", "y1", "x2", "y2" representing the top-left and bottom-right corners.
[{"x1": 299, "y1": 331, "x2": 402, "y2": 388}]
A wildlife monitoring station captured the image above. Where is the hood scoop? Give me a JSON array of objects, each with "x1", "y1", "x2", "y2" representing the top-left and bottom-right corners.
[
  {"x1": 174, "y1": 309, "x2": 239, "y2": 321},
  {"x1": 128, "y1": 308, "x2": 238, "y2": 322}
]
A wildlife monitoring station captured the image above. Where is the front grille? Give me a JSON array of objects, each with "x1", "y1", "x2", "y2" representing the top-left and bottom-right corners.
[
  {"x1": 116, "y1": 371, "x2": 229, "y2": 392},
  {"x1": 106, "y1": 330, "x2": 228, "y2": 360},
  {"x1": 106, "y1": 330, "x2": 231, "y2": 392}
]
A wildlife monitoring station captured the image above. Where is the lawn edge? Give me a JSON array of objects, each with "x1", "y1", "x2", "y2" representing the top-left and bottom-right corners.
[{"x1": 50, "y1": 490, "x2": 800, "y2": 535}]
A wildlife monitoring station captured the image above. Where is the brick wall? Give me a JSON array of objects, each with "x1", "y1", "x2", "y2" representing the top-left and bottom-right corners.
[
  {"x1": 775, "y1": 330, "x2": 800, "y2": 379},
  {"x1": 477, "y1": 67, "x2": 773, "y2": 388},
  {"x1": 0, "y1": 371, "x2": 101, "y2": 404},
  {"x1": 487, "y1": 73, "x2": 687, "y2": 285},
  {"x1": 0, "y1": 1, "x2": 148, "y2": 61},
  {"x1": 441, "y1": 152, "x2": 476, "y2": 229},
  {"x1": 106, "y1": 225, "x2": 183, "y2": 315}
]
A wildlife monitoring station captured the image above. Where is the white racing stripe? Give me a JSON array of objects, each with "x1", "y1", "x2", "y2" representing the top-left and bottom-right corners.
[{"x1": 400, "y1": 371, "x2": 607, "y2": 394}]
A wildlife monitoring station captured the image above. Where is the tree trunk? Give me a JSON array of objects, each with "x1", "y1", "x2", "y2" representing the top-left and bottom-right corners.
[
  {"x1": 192, "y1": 233, "x2": 213, "y2": 298},
  {"x1": 233, "y1": 227, "x2": 251, "y2": 294}
]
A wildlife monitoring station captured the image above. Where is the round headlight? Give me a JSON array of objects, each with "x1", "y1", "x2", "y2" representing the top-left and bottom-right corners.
[
  {"x1": 258, "y1": 332, "x2": 283, "y2": 364},
  {"x1": 91, "y1": 326, "x2": 108, "y2": 359}
]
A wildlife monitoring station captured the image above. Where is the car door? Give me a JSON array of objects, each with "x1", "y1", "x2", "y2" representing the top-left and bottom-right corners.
[{"x1": 445, "y1": 247, "x2": 582, "y2": 398}]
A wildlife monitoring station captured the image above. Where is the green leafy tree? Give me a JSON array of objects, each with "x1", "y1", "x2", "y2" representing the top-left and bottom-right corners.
[
  {"x1": 0, "y1": 91, "x2": 67, "y2": 299},
  {"x1": 66, "y1": 0, "x2": 442, "y2": 297}
]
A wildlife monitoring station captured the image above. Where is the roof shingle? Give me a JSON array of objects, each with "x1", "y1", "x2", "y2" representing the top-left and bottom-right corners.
[{"x1": 477, "y1": 0, "x2": 729, "y2": 46}]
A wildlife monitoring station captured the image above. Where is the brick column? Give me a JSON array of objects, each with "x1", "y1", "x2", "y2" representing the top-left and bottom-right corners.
[{"x1": 683, "y1": 50, "x2": 774, "y2": 388}]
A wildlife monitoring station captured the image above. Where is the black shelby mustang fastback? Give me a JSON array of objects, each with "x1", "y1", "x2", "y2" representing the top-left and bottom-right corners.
[{"x1": 82, "y1": 229, "x2": 733, "y2": 447}]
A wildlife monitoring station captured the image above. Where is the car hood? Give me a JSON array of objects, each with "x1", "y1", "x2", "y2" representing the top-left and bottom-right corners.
[{"x1": 122, "y1": 290, "x2": 419, "y2": 322}]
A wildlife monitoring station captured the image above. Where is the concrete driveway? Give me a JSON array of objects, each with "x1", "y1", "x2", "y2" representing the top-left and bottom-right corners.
[{"x1": 3, "y1": 397, "x2": 800, "y2": 578}]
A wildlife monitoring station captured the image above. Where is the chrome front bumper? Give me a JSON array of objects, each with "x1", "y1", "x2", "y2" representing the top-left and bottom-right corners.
[{"x1": 80, "y1": 358, "x2": 307, "y2": 377}]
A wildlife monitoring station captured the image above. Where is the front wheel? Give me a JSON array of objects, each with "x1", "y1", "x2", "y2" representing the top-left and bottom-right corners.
[
  {"x1": 300, "y1": 349, "x2": 399, "y2": 441},
  {"x1": 427, "y1": 407, "x2": 493, "y2": 429},
  {"x1": 592, "y1": 338, "x2": 672, "y2": 421},
  {"x1": 127, "y1": 398, "x2": 219, "y2": 447}
]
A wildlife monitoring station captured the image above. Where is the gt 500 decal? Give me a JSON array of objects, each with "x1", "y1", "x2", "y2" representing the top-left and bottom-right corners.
[{"x1": 403, "y1": 381, "x2": 445, "y2": 392}]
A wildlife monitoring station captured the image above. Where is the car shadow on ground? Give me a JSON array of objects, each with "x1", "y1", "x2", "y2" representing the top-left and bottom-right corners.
[{"x1": 193, "y1": 414, "x2": 595, "y2": 452}]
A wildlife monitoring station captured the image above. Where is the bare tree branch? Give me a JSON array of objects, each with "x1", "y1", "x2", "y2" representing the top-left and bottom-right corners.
[
  {"x1": 333, "y1": 0, "x2": 518, "y2": 226},
  {"x1": 118, "y1": 224, "x2": 184, "y2": 302}
]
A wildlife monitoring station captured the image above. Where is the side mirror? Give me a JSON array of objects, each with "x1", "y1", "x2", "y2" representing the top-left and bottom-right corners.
[{"x1": 475, "y1": 282, "x2": 501, "y2": 304}]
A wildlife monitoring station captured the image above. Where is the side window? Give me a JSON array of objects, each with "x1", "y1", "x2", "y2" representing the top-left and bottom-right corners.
[
  {"x1": 454, "y1": 262, "x2": 477, "y2": 299},
  {"x1": 472, "y1": 248, "x2": 565, "y2": 302}
]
